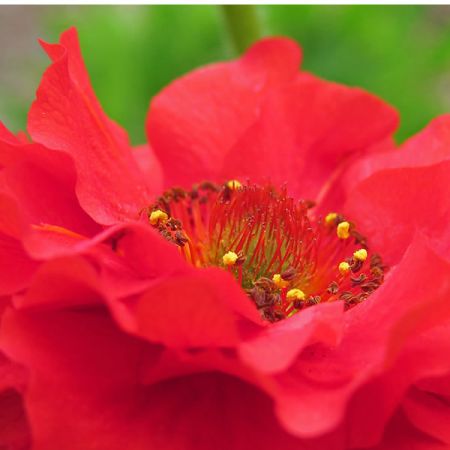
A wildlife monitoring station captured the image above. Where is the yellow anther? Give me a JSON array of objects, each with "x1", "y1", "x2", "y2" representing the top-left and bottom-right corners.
[
  {"x1": 337, "y1": 221, "x2": 350, "y2": 239},
  {"x1": 286, "y1": 288, "x2": 306, "y2": 301},
  {"x1": 353, "y1": 248, "x2": 368, "y2": 262},
  {"x1": 272, "y1": 273, "x2": 289, "y2": 289},
  {"x1": 222, "y1": 251, "x2": 238, "y2": 266},
  {"x1": 226, "y1": 179, "x2": 242, "y2": 190},
  {"x1": 338, "y1": 261, "x2": 351, "y2": 275},
  {"x1": 325, "y1": 212, "x2": 337, "y2": 225},
  {"x1": 149, "y1": 209, "x2": 168, "y2": 226}
]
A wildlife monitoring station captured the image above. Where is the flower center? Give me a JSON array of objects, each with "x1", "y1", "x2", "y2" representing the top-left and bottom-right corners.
[{"x1": 143, "y1": 182, "x2": 385, "y2": 322}]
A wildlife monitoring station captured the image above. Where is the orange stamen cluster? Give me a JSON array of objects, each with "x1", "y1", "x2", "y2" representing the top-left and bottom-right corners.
[{"x1": 144, "y1": 182, "x2": 385, "y2": 322}]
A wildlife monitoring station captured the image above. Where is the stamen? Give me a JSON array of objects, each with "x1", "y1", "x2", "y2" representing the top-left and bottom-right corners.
[
  {"x1": 339, "y1": 261, "x2": 351, "y2": 275},
  {"x1": 226, "y1": 179, "x2": 242, "y2": 190},
  {"x1": 144, "y1": 184, "x2": 386, "y2": 322},
  {"x1": 353, "y1": 248, "x2": 368, "y2": 261},
  {"x1": 337, "y1": 221, "x2": 350, "y2": 239},
  {"x1": 287, "y1": 288, "x2": 305, "y2": 301},
  {"x1": 325, "y1": 212, "x2": 337, "y2": 225},
  {"x1": 223, "y1": 251, "x2": 238, "y2": 266},
  {"x1": 149, "y1": 209, "x2": 168, "y2": 226},
  {"x1": 273, "y1": 273, "x2": 289, "y2": 289}
]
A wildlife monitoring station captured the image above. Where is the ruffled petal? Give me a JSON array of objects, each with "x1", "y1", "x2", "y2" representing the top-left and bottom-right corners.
[
  {"x1": 28, "y1": 28, "x2": 161, "y2": 224},
  {"x1": 346, "y1": 324, "x2": 450, "y2": 448},
  {"x1": 222, "y1": 73, "x2": 398, "y2": 201},
  {"x1": 270, "y1": 234, "x2": 450, "y2": 439},
  {"x1": 319, "y1": 114, "x2": 450, "y2": 213},
  {"x1": 1, "y1": 121, "x2": 100, "y2": 238},
  {"x1": 125, "y1": 267, "x2": 261, "y2": 348},
  {"x1": 345, "y1": 161, "x2": 450, "y2": 265},
  {"x1": 0, "y1": 121, "x2": 22, "y2": 145},
  {"x1": 146, "y1": 37, "x2": 301, "y2": 188},
  {"x1": 239, "y1": 301, "x2": 344, "y2": 374},
  {"x1": 368, "y1": 409, "x2": 449, "y2": 450},
  {"x1": 0, "y1": 347, "x2": 30, "y2": 449},
  {"x1": 0, "y1": 187, "x2": 25, "y2": 239},
  {"x1": 0, "y1": 301, "x2": 344, "y2": 450},
  {"x1": 13, "y1": 256, "x2": 103, "y2": 310},
  {"x1": 132, "y1": 144, "x2": 163, "y2": 190},
  {"x1": 0, "y1": 233, "x2": 38, "y2": 296},
  {"x1": 0, "y1": 387, "x2": 30, "y2": 449},
  {"x1": 20, "y1": 223, "x2": 189, "y2": 315},
  {"x1": 356, "y1": 114, "x2": 450, "y2": 175},
  {"x1": 403, "y1": 384, "x2": 450, "y2": 445},
  {"x1": 1, "y1": 150, "x2": 101, "y2": 237}
]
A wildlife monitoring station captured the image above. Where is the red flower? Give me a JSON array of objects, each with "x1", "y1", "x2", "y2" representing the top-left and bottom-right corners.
[{"x1": 1, "y1": 27, "x2": 450, "y2": 450}]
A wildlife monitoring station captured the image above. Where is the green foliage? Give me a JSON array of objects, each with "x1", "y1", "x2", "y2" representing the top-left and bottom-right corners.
[{"x1": 2, "y1": 5, "x2": 450, "y2": 143}]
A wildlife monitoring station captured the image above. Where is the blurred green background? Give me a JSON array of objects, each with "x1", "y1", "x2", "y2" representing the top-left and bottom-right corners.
[{"x1": 1, "y1": 5, "x2": 450, "y2": 144}]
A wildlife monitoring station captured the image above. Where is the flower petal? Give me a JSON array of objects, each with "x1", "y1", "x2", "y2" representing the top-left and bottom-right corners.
[
  {"x1": 369, "y1": 409, "x2": 448, "y2": 450},
  {"x1": 2, "y1": 153, "x2": 100, "y2": 237},
  {"x1": 403, "y1": 384, "x2": 450, "y2": 445},
  {"x1": 239, "y1": 301, "x2": 344, "y2": 374},
  {"x1": 345, "y1": 161, "x2": 450, "y2": 265},
  {"x1": 0, "y1": 302, "x2": 341, "y2": 450},
  {"x1": 28, "y1": 28, "x2": 161, "y2": 224},
  {"x1": 13, "y1": 256, "x2": 103, "y2": 310},
  {"x1": 0, "y1": 121, "x2": 22, "y2": 145},
  {"x1": 0, "y1": 187, "x2": 25, "y2": 239},
  {"x1": 127, "y1": 267, "x2": 259, "y2": 348},
  {"x1": 222, "y1": 73, "x2": 398, "y2": 200},
  {"x1": 272, "y1": 234, "x2": 450, "y2": 439},
  {"x1": 146, "y1": 37, "x2": 301, "y2": 188},
  {"x1": 345, "y1": 324, "x2": 450, "y2": 448},
  {"x1": 0, "y1": 233, "x2": 38, "y2": 296},
  {"x1": 318, "y1": 114, "x2": 450, "y2": 212},
  {"x1": 0, "y1": 387, "x2": 30, "y2": 450},
  {"x1": 132, "y1": 144, "x2": 163, "y2": 190},
  {"x1": 0, "y1": 303, "x2": 307, "y2": 450},
  {"x1": 0, "y1": 341, "x2": 30, "y2": 450}
]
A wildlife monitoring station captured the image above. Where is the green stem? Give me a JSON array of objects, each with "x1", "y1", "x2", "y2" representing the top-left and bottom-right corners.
[{"x1": 221, "y1": 5, "x2": 263, "y2": 55}]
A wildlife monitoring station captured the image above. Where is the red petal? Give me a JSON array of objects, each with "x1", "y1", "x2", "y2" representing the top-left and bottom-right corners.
[
  {"x1": 127, "y1": 267, "x2": 257, "y2": 348},
  {"x1": 396, "y1": 114, "x2": 450, "y2": 166},
  {"x1": 13, "y1": 256, "x2": 103, "y2": 310},
  {"x1": 19, "y1": 222, "x2": 188, "y2": 311},
  {"x1": 272, "y1": 234, "x2": 450, "y2": 438},
  {"x1": 319, "y1": 114, "x2": 450, "y2": 212},
  {"x1": 146, "y1": 37, "x2": 301, "y2": 188},
  {"x1": 403, "y1": 385, "x2": 450, "y2": 444},
  {"x1": 345, "y1": 161, "x2": 450, "y2": 265},
  {"x1": 0, "y1": 306, "x2": 155, "y2": 450},
  {"x1": 132, "y1": 144, "x2": 163, "y2": 189},
  {"x1": 1, "y1": 121, "x2": 100, "y2": 238},
  {"x1": 2, "y1": 154, "x2": 100, "y2": 237},
  {"x1": 369, "y1": 409, "x2": 448, "y2": 450},
  {"x1": 23, "y1": 222, "x2": 185, "y2": 273},
  {"x1": 239, "y1": 301, "x2": 344, "y2": 374},
  {"x1": 0, "y1": 121, "x2": 22, "y2": 146},
  {"x1": 0, "y1": 233, "x2": 38, "y2": 296},
  {"x1": 0, "y1": 350, "x2": 30, "y2": 449},
  {"x1": 0, "y1": 304, "x2": 340, "y2": 450},
  {"x1": 356, "y1": 114, "x2": 450, "y2": 175},
  {"x1": 346, "y1": 324, "x2": 450, "y2": 447},
  {"x1": 315, "y1": 137, "x2": 396, "y2": 213},
  {"x1": 0, "y1": 387, "x2": 30, "y2": 449},
  {"x1": 0, "y1": 188, "x2": 25, "y2": 239},
  {"x1": 222, "y1": 73, "x2": 398, "y2": 200},
  {"x1": 28, "y1": 28, "x2": 161, "y2": 224}
]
